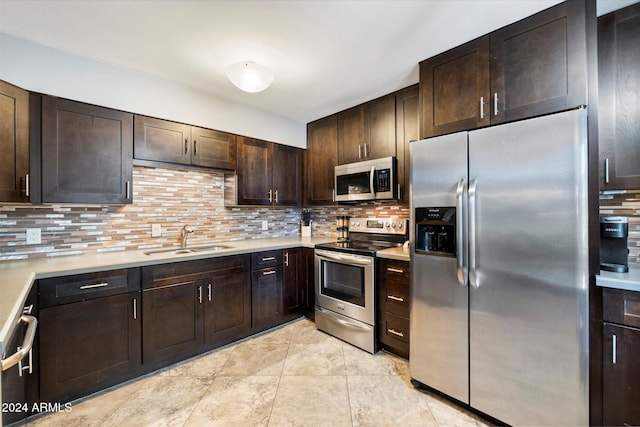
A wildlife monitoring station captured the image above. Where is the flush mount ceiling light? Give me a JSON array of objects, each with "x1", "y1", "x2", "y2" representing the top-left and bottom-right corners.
[{"x1": 226, "y1": 61, "x2": 274, "y2": 93}]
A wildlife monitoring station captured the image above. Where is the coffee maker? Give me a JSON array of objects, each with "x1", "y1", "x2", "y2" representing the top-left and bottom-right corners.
[{"x1": 600, "y1": 216, "x2": 629, "y2": 273}]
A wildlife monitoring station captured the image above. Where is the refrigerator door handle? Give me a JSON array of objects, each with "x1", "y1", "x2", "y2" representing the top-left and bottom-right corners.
[
  {"x1": 455, "y1": 178, "x2": 467, "y2": 286},
  {"x1": 468, "y1": 178, "x2": 479, "y2": 288}
]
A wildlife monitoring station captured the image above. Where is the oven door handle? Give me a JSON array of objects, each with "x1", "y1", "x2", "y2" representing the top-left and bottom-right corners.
[
  {"x1": 317, "y1": 308, "x2": 370, "y2": 331},
  {"x1": 315, "y1": 251, "x2": 372, "y2": 266}
]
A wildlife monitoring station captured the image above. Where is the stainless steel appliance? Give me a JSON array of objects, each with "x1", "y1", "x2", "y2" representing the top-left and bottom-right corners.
[
  {"x1": 410, "y1": 108, "x2": 589, "y2": 426},
  {"x1": 600, "y1": 216, "x2": 629, "y2": 272},
  {"x1": 334, "y1": 157, "x2": 397, "y2": 202},
  {"x1": 315, "y1": 217, "x2": 407, "y2": 352}
]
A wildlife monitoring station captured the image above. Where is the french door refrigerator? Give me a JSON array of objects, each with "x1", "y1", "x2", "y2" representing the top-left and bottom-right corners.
[{"x1": 410, "y1": 108, "x2": 589, "y2": 426}]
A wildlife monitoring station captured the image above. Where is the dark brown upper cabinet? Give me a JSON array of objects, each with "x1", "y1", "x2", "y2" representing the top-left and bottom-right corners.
[
  {"x1": 230, "y1": 137, "x2": 302, "y2": 206},
  {"x1": 41, "y1": 96, "x2": 133, "y2": 204},
  {"x1": 338, "y1": 94, "x2": 396, "y2": 164},
  {"x1": 133, "y1": 115, "x2": 236, "y2": 171},
  {"x1": 0, "y1": 80, "x2": 30, "y2": 202},
  {"x1": 305, "y1": 115, "x2": 338, "y2": 206},
  {"x1": 420, "y1": 0, "x2": 590, "y2": 138},
  {"x1": 395, "y1": 85, "x2": 419, "y2": 205},
  {"x1": 598, "y1": 2, "x2": 640, "y2": 190}
]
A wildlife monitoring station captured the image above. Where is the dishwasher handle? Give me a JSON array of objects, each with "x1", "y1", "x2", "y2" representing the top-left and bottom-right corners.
[{"x1": 1, "y1": 315, "x2": 38, "y2": 371}]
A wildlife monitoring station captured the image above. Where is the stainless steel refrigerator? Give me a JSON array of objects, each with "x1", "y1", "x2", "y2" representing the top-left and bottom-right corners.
[{"x1": 410, "y1": 108, "x2": 589, "y2": 426}]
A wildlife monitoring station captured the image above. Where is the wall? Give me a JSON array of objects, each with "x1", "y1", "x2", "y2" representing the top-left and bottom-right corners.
[
  {"x1": 0, "y1": 33, "x2": 306, "y2": 149},
  {"x1": 599, "y1": 190, "x2": 640, "y2": 264},
  {"x1": 0, "y1": 166, "x2": 302, "y2": 261}
]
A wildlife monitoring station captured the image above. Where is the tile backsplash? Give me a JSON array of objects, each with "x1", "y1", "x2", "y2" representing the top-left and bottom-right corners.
[
  {"x1": 0, "y1": 166, "x2": 409, "y2": 261},
  {"x1": 599, "y1": 190, "x2": 640, "y2": 265}
]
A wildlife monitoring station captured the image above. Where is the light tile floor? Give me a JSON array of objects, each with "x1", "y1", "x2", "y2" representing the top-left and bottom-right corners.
[{"x1": 27, "y1": 318, "x2": 492, "y2": 427}]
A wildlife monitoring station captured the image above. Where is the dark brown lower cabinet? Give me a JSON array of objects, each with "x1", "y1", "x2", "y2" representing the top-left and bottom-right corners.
[
  {"x1": 283, "y1": 248, "x2": 302, "y2": 320},
  {"x1": 39, "y1": 292, "x2": 141, "y2": 403},
  {"x1": 204, "y1": 270, "x2": 251, "y2": 347},
  {"x1": 142, "y1": 279, "x2": 204, "y2": 367},
  {"x1": 377, "y1": 258, "x2": 410, "y2": 358},
  {"x1": 301, "y1": 248, "x2": 316, "y2": 319},
  {"x1": 603, "y1": 322, "x2": 640, "y2": 426},
  {"x1": 251, "y1": 266, "x2": 283, "y2": 331}
]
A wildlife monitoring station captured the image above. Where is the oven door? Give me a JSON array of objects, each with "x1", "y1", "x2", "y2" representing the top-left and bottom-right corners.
[{"x1": 315, "y1": 249, "x2": 374, "y2": 325}]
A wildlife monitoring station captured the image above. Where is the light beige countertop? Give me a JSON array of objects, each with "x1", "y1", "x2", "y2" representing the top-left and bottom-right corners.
[
  {"x1": 0, "y1": 236, "x2": 334, "y2": 354},
  {"x1": 596, "y1": 265, "x2": 640, "y2": 293},
  {"x1": 376, "y1": 246, "x2": 410, "y2": 262}
]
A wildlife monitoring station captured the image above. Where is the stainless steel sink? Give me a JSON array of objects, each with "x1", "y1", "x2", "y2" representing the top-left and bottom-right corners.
[{"x1": 143, "y1": 245, "x2": 233, "y2": 256}]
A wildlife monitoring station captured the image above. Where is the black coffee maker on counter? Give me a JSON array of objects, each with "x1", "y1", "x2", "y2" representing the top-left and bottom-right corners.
[{"x1": 600, "y1": 216, "x2": 629, "y2": 273}]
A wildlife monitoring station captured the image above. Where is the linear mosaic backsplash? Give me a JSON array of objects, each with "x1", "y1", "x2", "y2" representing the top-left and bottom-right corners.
[
  {"x1": 0, "y1": 166, "x2": 409, "y2": 261},
  {"x1": 600, "y1": 190, "x2": 640, "y2": 265}
]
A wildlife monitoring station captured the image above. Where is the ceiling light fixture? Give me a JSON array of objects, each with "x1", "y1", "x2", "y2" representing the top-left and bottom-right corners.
[{"x1": 226, "y1": 61, "x2": 274, "y2": 93}]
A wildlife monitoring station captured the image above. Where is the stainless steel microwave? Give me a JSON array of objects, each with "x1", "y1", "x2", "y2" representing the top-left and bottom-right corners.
[{"x1": 334, "y1": 157, "x2": 397, "y2": 202}]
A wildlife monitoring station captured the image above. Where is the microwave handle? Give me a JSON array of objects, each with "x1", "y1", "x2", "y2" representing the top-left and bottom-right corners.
[{"x1": 370, "y1": 166, "x2": 376, "y2": 194}]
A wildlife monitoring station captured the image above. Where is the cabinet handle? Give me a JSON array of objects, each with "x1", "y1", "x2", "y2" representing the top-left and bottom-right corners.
[
  {"x1": 185, "y1": 139, "x2": 188, "y2": 154},
  {"x1": 387, "y1": 267, "x2": 404, "y2": 274},
  {"x1": 612, "y1": 334, "x2": 617, "y2": 364},
  {"x1": 364, "y1": 143, "x2": 368, "y2": 158},
  {"x1": 193, "y1": 140, "x2": 197, "y2": 156},
  {"x1": 262, "y1": 270, "x2": 276, "y2": 276},
  {"x1": 133, "y1": 298, "x2": 137, "y2": 320},
  {"x1": 358, "y1": 144, "x2": 362, "y2": 159},
  {"x1": 397, "y1": 184, "x2": 401, "y2": 201},
  {"x1": 388, "y1": 328, "x2": 404, "y2": 338},
  {"x1": 208, "y1": 283, "x2": 212, "y2": 302},
  {"x1": 1, "y1": 315, "x2": 37, "y2": 372},
  {"x1": 274, "y1": 190, "x2": 278, "y2": 204},
  {"x1": 268, "y1": 189, "x2": 273, "y2": 203},
  {"x1": 493, "y1": 93, "x2": 499, "y2": 116},
  {"x1": 604, "y1": 158, "x2": 610, "y2": 184},
  {"x1": 125, "y1": 181, "x2": 131, "y2": 199},
  {"x1": 24, "y1": 174, "x2": 30, "y2": 197},
  {"x1": 284, "y1": 252, "x2": 289, "y2": 267},
  {"x1": 480, "y1": 96, "x2": 485, "y2": 119},
  {"x1": 262, "y1": 256, "x2": 276, "y2": 262},
  {"x1": 79, "y1": 282, "x2": 109, "y2": 290},
  {"x1": 387, "y1": 295, "x2": 404, "y2": 302},
  {"x1": 198, "y1": 285, "x2": 203, "y2": 304},
  {"x1": 332, "y1": 189, "x2": 335, "y2": 203}
]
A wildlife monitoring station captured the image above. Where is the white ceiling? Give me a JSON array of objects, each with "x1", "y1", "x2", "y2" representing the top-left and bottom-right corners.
[{"x1": 0, "y1": 0, "x2": 637, "y2": 124}]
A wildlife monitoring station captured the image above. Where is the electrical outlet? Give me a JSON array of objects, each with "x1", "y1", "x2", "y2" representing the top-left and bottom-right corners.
[
  {"x1": 261, "y1": 220, "x2": 268, "y2": 231},
  {"x1": 151, "y1": 223, "x2": 162, "y2": 237},
  {"x1": 26, "y1": 228, "x2": 41, "y2": 244}
]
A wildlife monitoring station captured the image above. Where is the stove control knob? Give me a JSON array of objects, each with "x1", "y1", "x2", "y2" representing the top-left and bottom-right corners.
[
  {"x1": 385, "y1": 222, "x2": 390, "y2": 228},
  {"x1": 351, "y1": 222, "x2": 356, "y2": 227},
  {"x1": 391, "y1": 222, "x2": 396, "y2": 228},
  {"x1": 397, "y1": 222, "x2": 403, "y2": 229}
]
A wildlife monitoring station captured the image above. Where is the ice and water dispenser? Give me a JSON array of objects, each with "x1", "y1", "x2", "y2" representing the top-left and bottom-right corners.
[{"x1": 415, "y1": 207, "x2": 456, "y2": 256}]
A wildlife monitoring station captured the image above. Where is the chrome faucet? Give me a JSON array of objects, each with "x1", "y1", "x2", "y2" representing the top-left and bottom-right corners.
[{"x1": 179, "y1": 225, "x2": 194, "y2": 248}]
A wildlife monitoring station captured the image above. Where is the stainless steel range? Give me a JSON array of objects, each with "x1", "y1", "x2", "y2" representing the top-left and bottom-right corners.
[{"x1": 314, "y1": 217, "x2": 408, "y2": 353}]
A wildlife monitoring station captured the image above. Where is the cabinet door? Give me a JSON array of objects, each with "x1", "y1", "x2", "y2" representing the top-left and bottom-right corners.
[
  {"x1": 283, "y1": 248, "x2": 301, "y2": 314},
  {"x1": 364, "y1": 95, "x2": 396, "y2": 159},
  {"x1": 191, "y1": 127, "x2": 236, "y2": 170},
  {"x1": 236, "y1": 137, "x2": 272, "y2": 205},
  {"x1": 598, "y1": 3, "x2": 640, "y2": 190},
  {"x1": 301, "y1": 247, "x2": 316, "y2": 318},
  {"x1": 395, "y1": 85, "x2": 419, "y2": 204},
  {"x1": 305, "y1": 115, "x2": 337, "y2": 206},
  {"x1": 204, "y1": 270, "x2": 251, "y2": 347},
  {"x1": 272, "y1": 144, "x2": 302, "y2": 206},
  {"x1": 0, "y1": 80, "x2": 29, "y2": 202},
  {"x1": 133, "y1": 115, "x2": 191, "y2": 165},
  {"x1": 251, "y1": 267, "x2": 283, "y2": 330},
  {"x1": 420, "y1": 37, "x2": 490, "y2": 138},
  {"x1": 337, "y1": 106, "x2": 365, "y2": 164},
  {"x1": 142, "y1": 280, "x2": 204, "y2": 366},
  {"x1": 490, "y1": 1, "x2": 588, "y2": 124},
  {"x1": 603, "y1": 322, "x2": 640, "y2": 426},
  {"x1": 40, "y1": 292, "x2": 141, "y2": 403},
  {"x1": 42, "y1": 97, "x2": 133, "y2": 204}
]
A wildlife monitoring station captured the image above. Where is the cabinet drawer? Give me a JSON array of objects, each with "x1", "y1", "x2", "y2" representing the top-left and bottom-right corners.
[
  {"x1": 40, "y1": 269, "x2": 139, "y2": 308},
  {"x1": 603, "y1": 288, "x2": 640, "y2": 328},
  {"x1": 252, "y1": 250, "x2": 282, "y2": 269},
  {"x1": 381, "y1": 259, "x2": 409, "y2": 282},
  {"x1": 378, "y1": 311, "x2": 410, "y2": 358},
  {"x1": 381, "y1": 280, "x2": 410, "y2": 318}
]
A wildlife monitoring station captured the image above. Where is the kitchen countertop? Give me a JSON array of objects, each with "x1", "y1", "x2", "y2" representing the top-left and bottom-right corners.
[
  {"x1": 596, "y1": 265, "x2": 640, "y2": 293},
  {"x1": 376, "y1": 246, "x2": 410, "y2": 262},
  {"x1": 0, "y1": 236, "x2": 334, "y2": 354}
]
